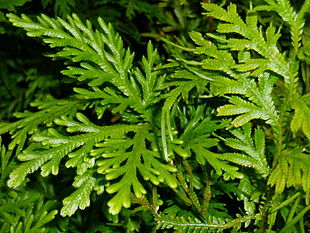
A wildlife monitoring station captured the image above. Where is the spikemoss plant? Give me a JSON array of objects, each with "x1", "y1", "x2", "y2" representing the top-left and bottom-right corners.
[{"x1": 0, "y1": 0, "x2": 309, "y2": 232}]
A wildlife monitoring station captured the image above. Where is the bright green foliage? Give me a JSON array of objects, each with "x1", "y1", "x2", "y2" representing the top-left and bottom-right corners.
[
  {"x1": 158, "y1": 1, "x2": 310, "y2": 231},
  {"x1": 7, "y1": 13, "x2": 162, "y2": 121},
  {"x1": 185, "y1": 1, "x2": 310, "y2": 194},
  {"x1": 96, "y1": 125, "x2": 177, "y2": 215},
  {"x1": 268, "y1": 148, "x2": 310, "y2": 193},
  {"x1": 222, "y1": 124, "x2": 270, "y2": 178},
  {"x1": 7, "y1": 111, "x2": 177, "y2": 216},
  {"x1": 290, "y1": 93, "x2": 310, "y2": 139},
  {"x1": 189, "y1": 6, "x2": 282, "y2": 127},
  {"x1": 156, "y1": 213, "x2": 256, "y2": 232},
  {"x1": 4, "y1": 13, "x2": 178, "y2": 217},
  {"x1": 0, "y1": 97, "x2": 84, "y2": 152},
  {"x1": 1, "y1": 0, "x2": 310, "y2": 232}
]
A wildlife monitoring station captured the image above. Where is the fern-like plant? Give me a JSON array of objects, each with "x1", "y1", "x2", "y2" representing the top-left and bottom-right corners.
[{"x1": 1, "y1": 0, "x2": 309, "y2": 232}]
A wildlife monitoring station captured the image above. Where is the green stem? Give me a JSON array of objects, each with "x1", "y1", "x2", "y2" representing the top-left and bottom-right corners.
[
  {"x1": 287, "y1": 195, "x2": 300, "y2": 222},
  {"x1": 279, "y1": 205, "x2": 310, "y2": 233},
  {"x1": 270, "y1": 192, "x2": 300, "y2": 213}
]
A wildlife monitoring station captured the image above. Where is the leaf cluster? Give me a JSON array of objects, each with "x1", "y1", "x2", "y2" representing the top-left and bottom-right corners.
[{"x1": 0, "y1": 0, "x2": 310, "y2": 232}]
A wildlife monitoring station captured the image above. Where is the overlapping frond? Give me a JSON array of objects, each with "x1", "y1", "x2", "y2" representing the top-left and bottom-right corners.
[
  {"x1": 268, "y1": 148, "x2": 310, "y2": 193},
  {"x1": 164, "y1": 106, "x2": 243, "y2": 180},
  {"x1": 221, "y1": 124, "x2": 270, "y2": 178},
  {"x1": 7, "y1": 13, "x2": 162, "y2": 120},
  {"x1": 3, "y1": 2, "x2": 310, "y2": 231},
  {"x1": 189, "y1": 6, "x2": 283, "y2": 128},
  {"x1": 0, "y1": 97, "x2": 84, "y2": 152},
  {"x1": 200, "y1": 3, "x2": 290, "y2": 81},
  {"x1": 7, "y1": 112, "x2": 177, "y2": 216},
  {"x1": 0, "y1": 138, "x2": 58, "y2": 233},
  {"x1": 161, "y1": 70, "x2": 209, "y2": 160},
  {"x1": 290, "y1": 93, "x2": 310, "y2": 139}
]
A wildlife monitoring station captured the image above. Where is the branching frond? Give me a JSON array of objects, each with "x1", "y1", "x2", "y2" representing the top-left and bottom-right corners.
[
  {"x1": 6, "y1": 13, "x2": 162, "y2": 121},
  {"x1": 7, "y1": 112, "x2": 177, "y2": 216},
  {"x1": 290, "y1": 93, "x2": 310, "y2": 139},
  {"x1": 7, "y1": 113, "x2": 137, "y2": 188},
  {"x1": 268, "y1": 148, "x2": 310, "y2": 193},
  {"x1": 221, "y1": 124, "x2": 270, "y2": 178},
  {"x1": 96, "y1": 125, "x2": 177, "y2": 215},
  {"x1": 201, "y1": 3, "x2": 291, "y2": 80},
  {"x1": 189, "y1": 6, "x2": 283, "y2": 128},
  {"x1": 161, "y1": 70, "x2": 209, "y2": 160},
  {"x1": 215, "y1": 72, "x2": 278, "y2": 128},
  {"x1": 156, "y1": 213, "x2": 257, "y2": 232},
  {"x1": 0, "y1": 97, "x2": 84, "y2": 152},
  {"x1": 256, "y1": 0, "x2": 310, "y2": 56}
]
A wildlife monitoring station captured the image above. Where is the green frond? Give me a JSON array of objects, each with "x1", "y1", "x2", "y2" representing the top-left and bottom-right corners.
[
  {"x1": 8, "y1": 112, "x2": 177, "y2": 216},
  {"x1": 189, "y1": 4, "x2": 287, "y2": 129},
  {"x1": 290, "y1": 94, "x2": 310, "y2": 139},
  {"x1": 0, "y1": 98, "x2": 83, "y2": 152},
  {"x1": 221, "y1": 124, "x2": 270, "y2": 178},
  {"x1": 61, "y1": 171, "x2": 96, "y2": 216},
  {"x1": 215, "y1": 73, "x2": 278, "y2": 128},
  {"x1": 176, "y1": 112, "x2": 242, "y2": 180},
  {"x1": 3, "y1": 2, "x2": 310, "y2": 231},
  {"x1": 198, "y1": 3, "x2": 300, "y2": 100},
  {"x1": 161, "y1": 77, "x2": 208, "y2": 161},
  {"x1": 6, "y1": 14, "x2": 162, "y2": 121},
  {"x1": 96, "y1": 125, "x2": 177, "y2": 215},
  {"x1": 7, "y1": 112, "x2": 141, "y2": 185},
  {"x1": 156, "y1": 213, "x2": 257, "y2": 232},
  {"x1": 268, "y1": 148, "x2": 310, "y2": 193}
]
